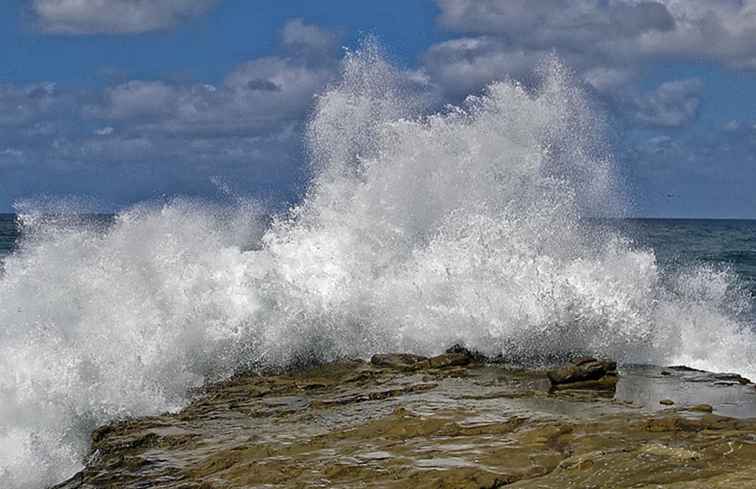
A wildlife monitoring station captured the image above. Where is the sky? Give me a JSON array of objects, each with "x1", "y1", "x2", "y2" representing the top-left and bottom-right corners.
[{"x1": 0, "y1": 0, "x2": 755, "y2": 218}]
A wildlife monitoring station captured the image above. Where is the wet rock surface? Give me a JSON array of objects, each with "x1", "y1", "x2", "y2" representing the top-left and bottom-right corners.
[
  {"x1": 371, "y1": 353, "x2": 430, "y2": 370},
  {"x1": 668, "y1": 366, "x2": 753, "y2": 385},
  {"x1": 547, "y1": 357, "x2": 618, "y2": 390},
  {"x1": 51, "y1": 358, "x2": 756, "y2": 489}
]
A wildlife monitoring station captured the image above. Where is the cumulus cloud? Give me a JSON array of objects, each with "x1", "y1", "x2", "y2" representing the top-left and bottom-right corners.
[
  {"x1": 95, "y1": 81, "x2": 178, "y2": 120},
  {"x1": 421, "y1": 37, "x2": 546, "y2": 98},
  {"x1": 86, "y1": 57, "x2": 334, "y2": 137},
  {"x1": 632, "y1": 0, "x2": 756, "y2": 70},
  {"x1": 31, "y1": 0, "x2": 220, "y2": 34},
  {"x1": 427, "y1": 0, "x2": 756, "y2": 102},
  {"x1": 0, "y1": 19, "x2": 339, "y2": 207},
  {"x1": 435, "y1": 0, "x2": 756, "y2": 69},
  {"x1": 77, "y1": 19, "x2": 340, "y2": 146},
  {"x1": 282, "y1": 18, "x2": 339, "y2": 57},
  {"x1": 633, "y1": 78, "x2": 704, "y2": 128},
  {"x1": 437, "y1": 0, "x2": 675, "y2": 44}
]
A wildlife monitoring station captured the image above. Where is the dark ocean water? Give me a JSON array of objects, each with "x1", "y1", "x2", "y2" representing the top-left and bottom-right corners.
[
  {"x1": 618, "y1": 218, "x2": 756, "y2": 298},
  {"x1": 0, "y1": 214, "x2": 16, "y2": 260}
]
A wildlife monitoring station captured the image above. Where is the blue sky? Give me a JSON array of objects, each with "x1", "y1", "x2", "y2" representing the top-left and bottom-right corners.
[{"x1": 1, "y1": 0, "x2": 755, "y2": 217}]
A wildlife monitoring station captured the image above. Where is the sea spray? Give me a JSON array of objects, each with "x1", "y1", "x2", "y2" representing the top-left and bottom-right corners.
[{"x1": 1, "y1": 43, "x2": 754, "y2": 488}]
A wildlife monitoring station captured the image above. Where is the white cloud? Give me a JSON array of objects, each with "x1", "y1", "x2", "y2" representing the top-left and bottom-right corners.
[
  {"x1": 631, "y1": 0, "x2": 756, "y2": 69},
  {"x1": 97, "y1": 81, "x2": 178, "y2": 119},
  {"x1": 437, "y1": 0, "x2": 675, "y2": 44},
  {"x1": 633, "y1": 78, "x2": 703, "y2": 128},
  {"x1": 85, "y1": 56, "x2": 334, "y2": 138},
  {"x1": 0, "y1": 19, "x2": 342, "y2": 207},
  {"x1": 583, "y1": 67, "x2": 636, "y2": 93},
  {"x1": 427, "y1": 0, "x2": 756, "y2": 104},
  {"x1": 281, "y1": 18, "x2": 338, "y2": 57},
  {"x1": 31, "y1": 0, "x2": 220, "y2": 34},
  {"x1": 421, "y1": 37, "x2": 546, "y2": 98},
  {"x1": 434, "y1": 0, "x2": 756, "y2": 69}
]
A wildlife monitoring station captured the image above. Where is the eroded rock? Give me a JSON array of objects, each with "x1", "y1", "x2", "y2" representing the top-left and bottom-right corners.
[
  {"x1": 428, "y1": 353, "x2": 471, "y2": 368},
  {"x1": 370, "y1": 353, "x2": 429, "y2": 370},
  {"x1": 665, "y1": 366, "x2": 752, "y2": 385},
  {"x1": 687, "y1": 403, "x2": 714, "y2": 413},
  {"x1": 547, "y1": 357, "x2": 618, "y2": 390},
  {"x1": 712, "y1": 373, "x2": 752, "y2": 385}
]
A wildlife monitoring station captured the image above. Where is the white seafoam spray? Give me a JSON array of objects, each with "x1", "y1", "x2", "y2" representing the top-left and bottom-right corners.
[{"x1": 0, "y1": 43, "x2": 754, "y2": 488}]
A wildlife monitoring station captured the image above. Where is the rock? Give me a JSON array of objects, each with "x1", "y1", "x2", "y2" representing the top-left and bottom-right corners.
[
  {"x1": 660, "y1": 370, "x2": 672, "y2": 376},
  {"x1": 428, "y1": 352, "x2": 472, "y2": 368},
  {"x1": 48, "y1": 472, "x2": 84, "y2": 489},
  {"x1": 659, "y1": 399, "x2": 674, "y2": 406},
  {"x1": 641, "y1": 443, "x2": 701, "y2": 461},
  {"x1": 445, "y1": 344, "x2": 487, "y2": 362},
  {"x1": 712, "y1": 373, "x2": 752, "y2": 385},
  {"x1": 547, "y1": 357, "x2": 618, "y2": 390},
  {"x1": 427, "y1": 344, "x2": 486, "y2": 369},
  {"x1": 667, "y1": 366, "x2": 752, "y2": 386},
  {"x1": 687, "y1": 404, "x2": 714, "y2": 413},
  {"x1": 642, "y1": 416, "x2": 701, "y2": 433},
  {"x1": 370, "y1": 353, "x2": 429, "y2": 370},
  {"x1": 45, "y1": 359, "x2": 756, "y2": 489},
  {"x1": 668, "y1": 365, "x2": 705, "y2": 372}
]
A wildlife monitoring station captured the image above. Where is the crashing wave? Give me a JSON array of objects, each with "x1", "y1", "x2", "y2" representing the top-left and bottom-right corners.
[{"x1": 0, "y1": 42, "x2": 753, "y2": 488}]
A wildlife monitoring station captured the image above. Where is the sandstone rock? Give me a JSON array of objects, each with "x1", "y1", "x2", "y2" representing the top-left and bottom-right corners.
[
  {"x1": 641, "y1": 443, "x2": 701, "y2": 461},
  {"x1": 687, "y1": 403, "x2": 714, "y2": 413},
  {"x1": 547, "y1": 357, "x2": 618, "y2": 390},
  {"x1": 428, "y1": 352, "x2": 472, "y2": 368},
  {"x1": 370, "y1": 353, "x2": 429, "y2": 370},
  {"x1": 46, "y1": 360, "x2": 756, "y2": 489}
]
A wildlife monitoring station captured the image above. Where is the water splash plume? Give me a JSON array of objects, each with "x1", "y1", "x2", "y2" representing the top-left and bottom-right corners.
[{"x1": 1, "y1": 41, "x2": 754, "y2": 488}]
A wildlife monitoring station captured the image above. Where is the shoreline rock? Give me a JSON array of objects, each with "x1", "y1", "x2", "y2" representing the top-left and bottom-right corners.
[
  {"x1": 370, "y1": 344, "x2": 484, "y2": 371},
  {"x1": 48, "y1": 357, "x2": 756, "y2": 489},
  {"x1": 370, "y1": 353, "x2": 429, "y2": 370},
  {"x1": 547, "y1": 357, "x2": 618, "y2": 390}
]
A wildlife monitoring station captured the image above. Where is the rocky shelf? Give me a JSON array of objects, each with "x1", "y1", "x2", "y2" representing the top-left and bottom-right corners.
[{"x1": 52, "y1": 351, "x2": 756, "y2": 488}]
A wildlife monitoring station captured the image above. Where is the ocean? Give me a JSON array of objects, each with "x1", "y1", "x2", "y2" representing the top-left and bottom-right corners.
[
  {"x1": 4, "y1": 214, "x2": 756, "y2": 297},
  {"x1": 1, "y1": 50, "x2": 755, "y2": 488}
]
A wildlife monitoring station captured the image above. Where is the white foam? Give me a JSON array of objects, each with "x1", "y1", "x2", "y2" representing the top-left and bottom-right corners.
[{"x1": 0, "y1": 43, "x2": 753, "y2": 488}]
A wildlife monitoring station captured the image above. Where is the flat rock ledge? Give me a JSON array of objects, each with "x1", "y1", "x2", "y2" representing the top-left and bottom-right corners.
[{"x1": 49, "y1": 354, "x2": 756, "y2": 489}]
